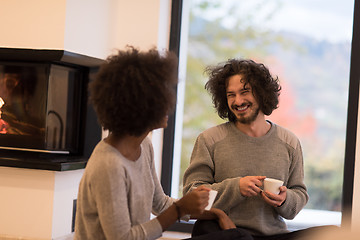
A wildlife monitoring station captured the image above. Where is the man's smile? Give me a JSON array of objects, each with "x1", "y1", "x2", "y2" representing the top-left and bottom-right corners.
[{"x1": 234, "y1": 103, "x2": 251, "y2": 113}]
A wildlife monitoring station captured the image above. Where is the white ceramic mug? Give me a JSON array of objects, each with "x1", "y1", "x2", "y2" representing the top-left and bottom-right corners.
[
  {"x1": 263, "y1": 178, "x2": 284, "y2": 195},
  {"x1": 205, "y1": 190, "x2": 218, "y2": 210}
]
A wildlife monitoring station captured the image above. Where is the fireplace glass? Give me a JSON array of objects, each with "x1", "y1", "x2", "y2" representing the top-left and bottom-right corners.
[{"x1": 0, "y1": 62, "x2": 82, "y2": 154}]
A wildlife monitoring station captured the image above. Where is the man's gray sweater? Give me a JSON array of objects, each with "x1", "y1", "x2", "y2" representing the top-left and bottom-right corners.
[{"x1": 183, "y1": 121, "x2": 309, "y2": 236}]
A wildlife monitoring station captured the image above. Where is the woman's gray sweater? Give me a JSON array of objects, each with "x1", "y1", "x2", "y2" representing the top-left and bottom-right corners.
[{"x1": 74, "y1": 137, "x2": 173, "y2": 240}]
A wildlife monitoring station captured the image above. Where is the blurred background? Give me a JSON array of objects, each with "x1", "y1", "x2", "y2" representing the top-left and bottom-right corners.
[{"x1": 171, "y1": 0, "x2": 355, "y2": 229}]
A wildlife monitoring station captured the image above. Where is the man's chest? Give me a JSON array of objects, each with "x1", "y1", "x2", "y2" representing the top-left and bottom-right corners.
[{"x1": 212, "y1": 139, "x2": 291, "y2": 181}]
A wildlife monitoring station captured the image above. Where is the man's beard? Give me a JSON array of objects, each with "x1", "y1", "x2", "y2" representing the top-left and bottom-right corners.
[{"x1": 236, "y1": 105, "x2": 260, "y2": 124}]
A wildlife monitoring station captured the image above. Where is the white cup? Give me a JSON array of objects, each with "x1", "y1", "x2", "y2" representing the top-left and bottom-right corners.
[
  {"x1": 263, "y1": 178, "x2": 284, "y2": 195},
  {"x1": 205, "y1": 190, "x2": 218, "y2": 210}
]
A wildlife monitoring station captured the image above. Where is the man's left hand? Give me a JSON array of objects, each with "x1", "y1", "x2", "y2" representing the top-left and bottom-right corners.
[{"x1": 261, "y1": 186, "x2": 287, "y2": 207}]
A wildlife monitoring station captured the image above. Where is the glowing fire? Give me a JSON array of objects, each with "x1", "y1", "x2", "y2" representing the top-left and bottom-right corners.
[{"x1": 0, "y1": 97, "x2": 9, "y2": 134}]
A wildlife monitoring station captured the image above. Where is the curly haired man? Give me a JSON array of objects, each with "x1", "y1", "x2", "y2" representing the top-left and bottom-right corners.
[{"x1": 182, "y1": 59, "x2": 328, "y2": 240}]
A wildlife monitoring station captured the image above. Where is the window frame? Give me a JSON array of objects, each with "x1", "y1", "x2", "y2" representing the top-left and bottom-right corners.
[
  {"x1": 160, "y1": 0, "x2": 183, "y2": 196},
  {"x1": 342, "y1": 0, "x2": 360, "y2": 225},
  {"x1": 161, "y1": 0, "x2": 359, "y2": 232}
]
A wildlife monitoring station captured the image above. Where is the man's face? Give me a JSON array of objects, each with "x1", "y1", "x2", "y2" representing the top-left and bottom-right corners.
[{"x1": 226, "y1": 74, "x2": 260, "y2": 124}]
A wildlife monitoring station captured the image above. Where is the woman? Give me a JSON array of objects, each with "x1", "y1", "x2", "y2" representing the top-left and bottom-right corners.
[{"x1": 74, "y1": 47, "x2": 244, "y2": 240}]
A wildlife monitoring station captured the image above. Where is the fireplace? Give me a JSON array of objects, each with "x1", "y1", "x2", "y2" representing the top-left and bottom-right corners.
[{"x1": 0, "y1": 48, "x2": 104, "y2": 170}]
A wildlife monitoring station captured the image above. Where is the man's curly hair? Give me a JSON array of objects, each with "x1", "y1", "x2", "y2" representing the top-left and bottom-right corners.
[
  {"x1": 89, "y1": 46, "x2": 178, "y2": 137},
  {"x1": 205, "y1": 58, "x2": 281, "y2": 122}
]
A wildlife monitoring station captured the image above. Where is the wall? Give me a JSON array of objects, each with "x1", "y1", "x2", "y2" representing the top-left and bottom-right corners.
[
  {"x1": 0, "y1": 167, "x2": 84, "y2": 240},
  {"x1": 0, "y1": 167, "x2": 55, "y2": 239},
  {"x1": 63, "y1": 0, "x2": 169, "y2": 59},
  {"x1": 0, "y1": 0, "x2": 170, "y2": 239},
  {"x1": 0, "y1": 0, "x2": 66, "y2": 50},
  {"x1": 51, "y1": 170, "x2": 84, "y2": 239}
]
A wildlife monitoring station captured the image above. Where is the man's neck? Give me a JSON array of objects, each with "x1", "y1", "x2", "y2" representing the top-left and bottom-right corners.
[{"x1": 234, "y1": 115, "x2": 271, "y2": 137}]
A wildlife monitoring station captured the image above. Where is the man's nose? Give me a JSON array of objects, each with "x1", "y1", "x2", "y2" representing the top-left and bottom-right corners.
[{"x1": 234, "y1": 94, "x2": 244, "y2": 105}]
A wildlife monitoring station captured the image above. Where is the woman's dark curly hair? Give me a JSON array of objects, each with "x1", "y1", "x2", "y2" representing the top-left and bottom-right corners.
[
  {"x1": 205, "y1": 58, "x2": 281, "y2": 122},
  {"x1": 89, "y1": 46, "x2": 178, "y2": 137}
]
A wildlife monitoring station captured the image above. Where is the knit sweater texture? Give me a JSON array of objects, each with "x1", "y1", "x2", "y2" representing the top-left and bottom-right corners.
[
  {"x1": 183, "y1": 121, "x2": 309, "y2": 236},
  {"x1": 74, "y1": 137, "x2": 173, "y2": 240}
]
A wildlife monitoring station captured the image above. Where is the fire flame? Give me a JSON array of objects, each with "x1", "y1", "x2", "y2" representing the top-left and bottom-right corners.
[{"x1": 0, "y1": 97, "x2": 9, "y2": 134}]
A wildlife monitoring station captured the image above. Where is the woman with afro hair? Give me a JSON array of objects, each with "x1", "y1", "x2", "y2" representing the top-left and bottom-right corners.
[{"x1": 74, "y1": 47, "x2": 249, "y2": 240}]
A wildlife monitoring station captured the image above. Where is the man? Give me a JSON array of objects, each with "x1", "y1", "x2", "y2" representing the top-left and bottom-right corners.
[{"x1": 183, "y1": 59, "x2": 310, "y2": 239}]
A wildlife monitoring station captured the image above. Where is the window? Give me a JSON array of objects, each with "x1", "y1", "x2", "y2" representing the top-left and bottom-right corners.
[{"x1": 162, "y1": 0, "x2": 356, "y2": 231}]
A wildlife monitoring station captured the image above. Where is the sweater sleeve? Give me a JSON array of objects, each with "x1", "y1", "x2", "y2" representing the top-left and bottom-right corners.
[
  {"x1": 147, "y1": 138, "x2": 174, "y2": 216},
  {"x1": 91, "y1": 159, "x2": 163, "y2": 240},
  {"x1": 183, "y1": 133, "x2": 244, "y2": 212},
  {"x1": 276, "y1": 140, "x2": 309, "y2": 219}
]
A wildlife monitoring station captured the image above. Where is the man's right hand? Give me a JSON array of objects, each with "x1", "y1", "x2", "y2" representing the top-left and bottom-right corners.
[{"x1": 239, "y1": 176, "x2": 266, "y2": 197}]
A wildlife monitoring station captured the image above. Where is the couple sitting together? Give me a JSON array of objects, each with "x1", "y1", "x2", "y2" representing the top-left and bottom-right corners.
[{"x1": 74, "y1": 47, "x2": 334, "y2": 240}]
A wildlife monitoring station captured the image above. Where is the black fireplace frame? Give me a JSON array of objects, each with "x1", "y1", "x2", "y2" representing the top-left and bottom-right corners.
[{"x1": 0, "y1": 48, "x2": 104, "y2": 171}]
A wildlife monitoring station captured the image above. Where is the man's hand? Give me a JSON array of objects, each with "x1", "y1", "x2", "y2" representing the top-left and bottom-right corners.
[
  {"x1": 193, "y1": 207, "x2": 236, "y2": 230},
  {"x1": 261, "y1": 186, "x2": 287, "y2": 207},
  {"x1": 239, "y1": 176, "x2": 266, "y2": 197}
]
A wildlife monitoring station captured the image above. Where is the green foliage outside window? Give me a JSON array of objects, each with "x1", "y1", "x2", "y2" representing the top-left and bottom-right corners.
[{"x1": 179, "y1": 0, "x2": 351, "y2": 212}]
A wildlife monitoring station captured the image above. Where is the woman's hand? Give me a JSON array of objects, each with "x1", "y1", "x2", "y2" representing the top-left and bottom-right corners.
[
  {"x1": 209, "y1": 208, "x2": 236, "y2": 230},
  {"x1": 157, "y1": 186, "x2": 210, "y2": 231},
  {"x1": 177, "y1": 185, "x2": 210, "y2": 216}
]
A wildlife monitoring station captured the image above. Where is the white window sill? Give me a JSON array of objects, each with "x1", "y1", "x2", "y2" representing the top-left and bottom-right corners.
[{"x1": 285, "y1": 209, "x2": 341, "y2": 231}]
